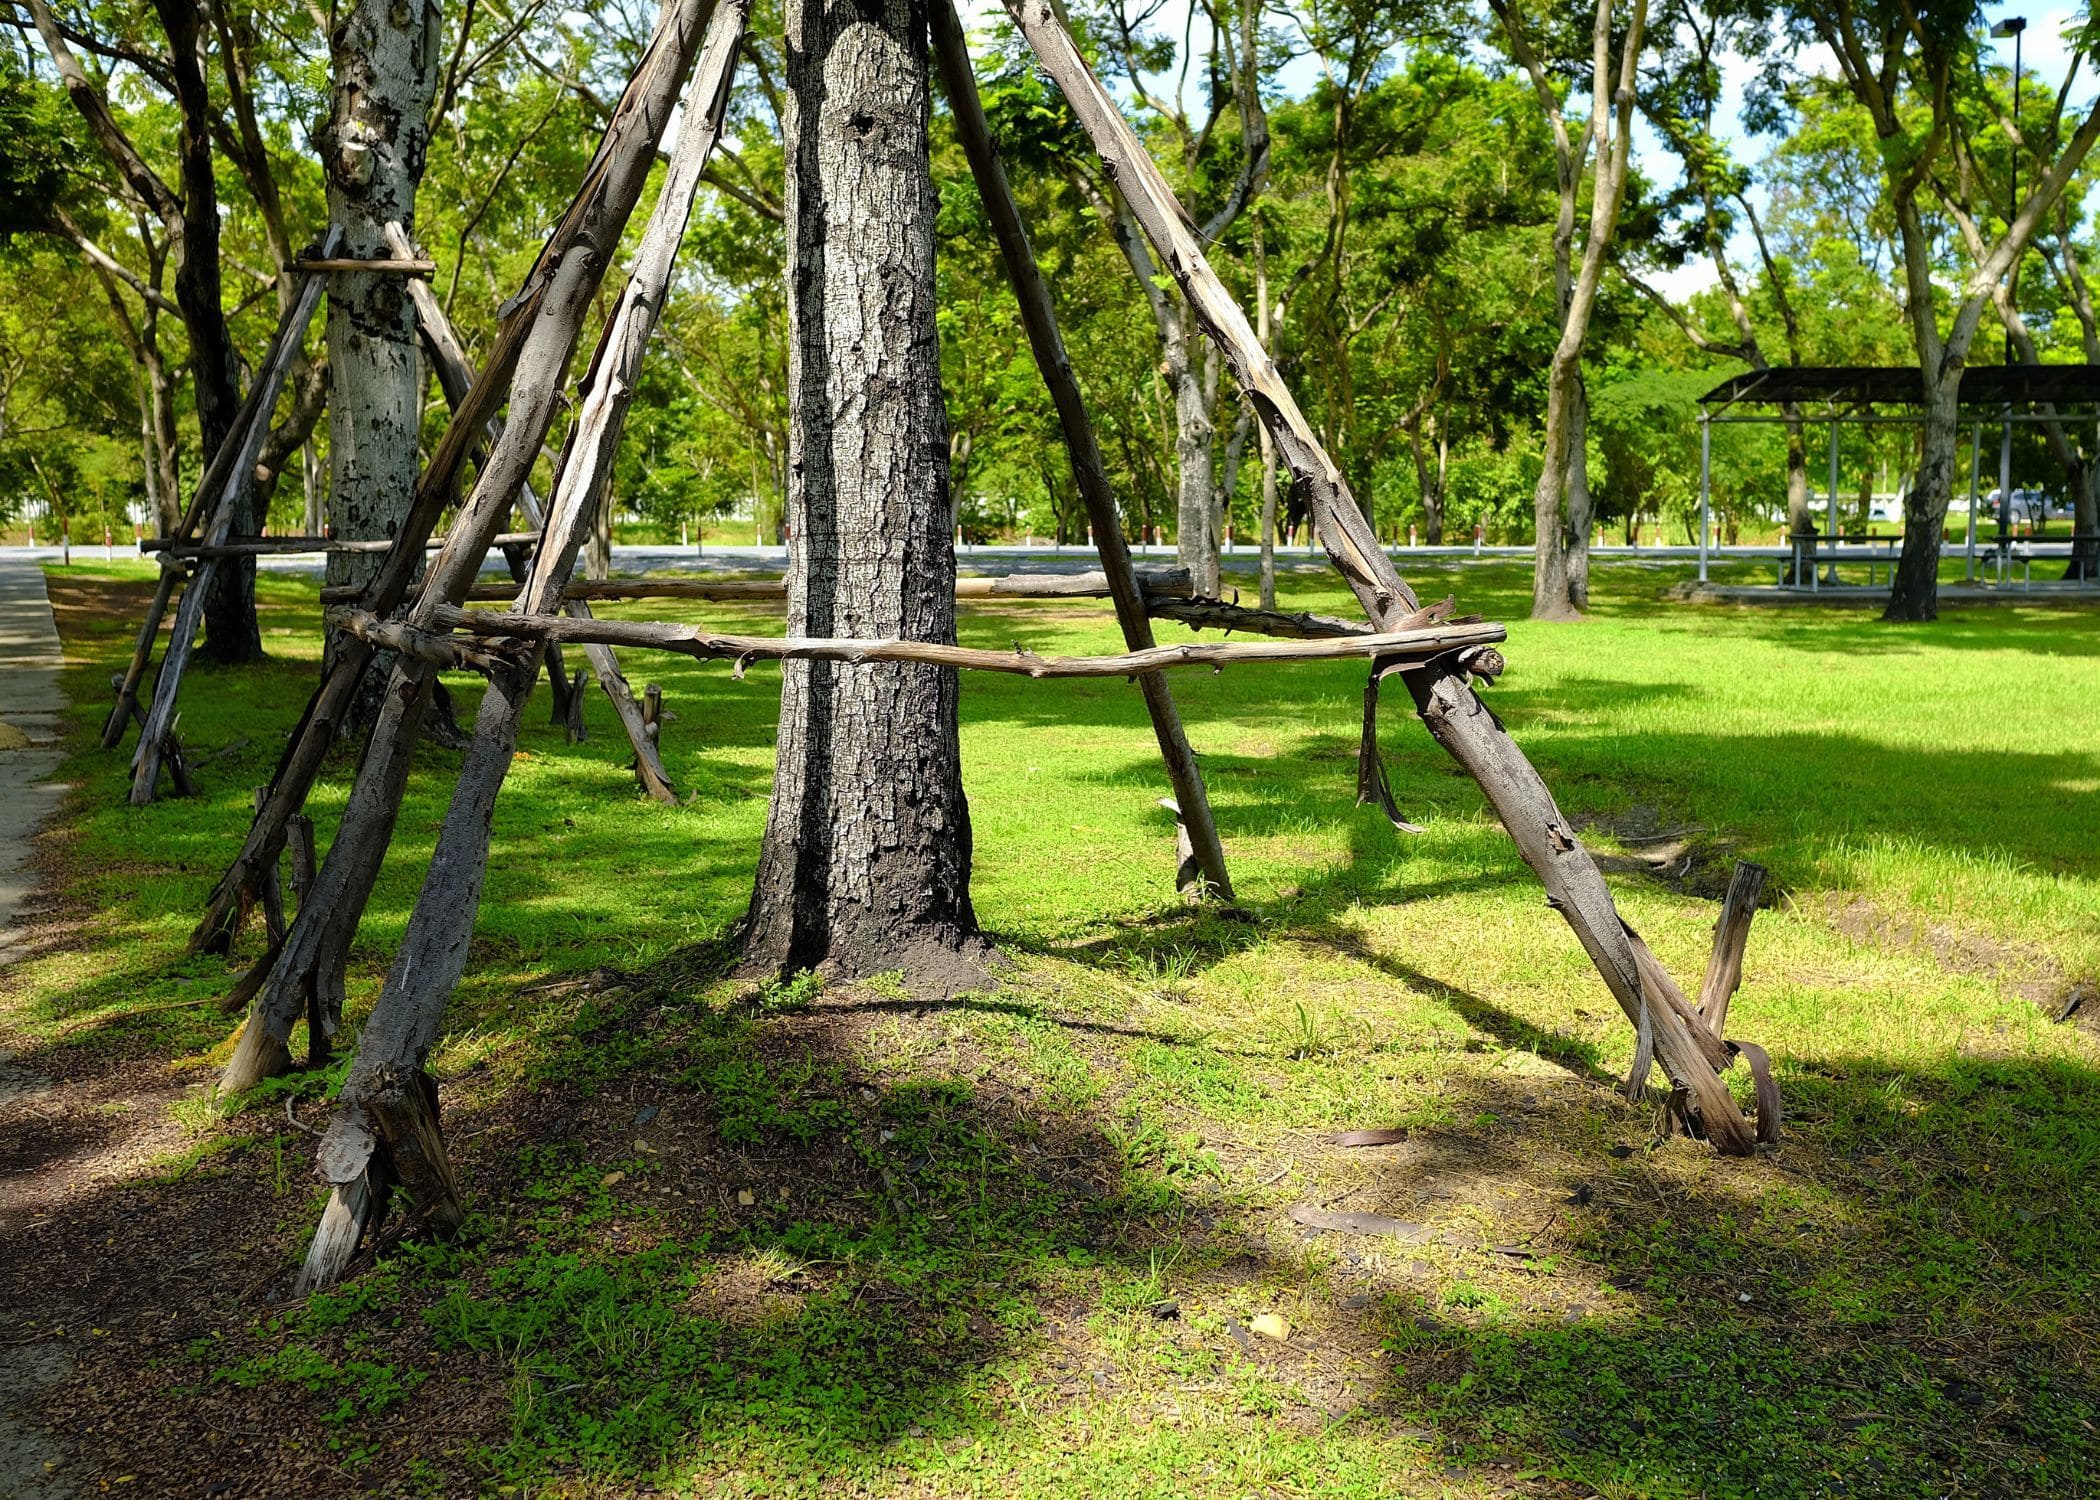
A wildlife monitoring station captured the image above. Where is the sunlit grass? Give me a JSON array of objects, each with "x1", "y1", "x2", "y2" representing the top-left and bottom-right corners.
[{"x1": 5, "y1": 555, "x2": 2098, "y2": 1497}]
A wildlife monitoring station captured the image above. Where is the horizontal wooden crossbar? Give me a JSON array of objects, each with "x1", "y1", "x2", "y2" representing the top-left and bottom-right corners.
[
  {"x1": 327, "y1": 604, "x2": 1505, "y2": 680},
  {"x1": 317, "y1": 566, "x2": 1196, "y2": 607},
  {"x1": 144, "y1": 532, "x2": 540, "y2": 559},
  {"x1": 294, "y1": 257, "x2": 437, "y2": 275}
]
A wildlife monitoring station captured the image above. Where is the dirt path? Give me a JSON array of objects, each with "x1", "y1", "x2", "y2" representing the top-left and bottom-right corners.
[
  {"x1": 0, "y1": 555, "x2": 67, "y2": 968},
  {"x1": 0, "y1": 554, "x2": 77, "y2": 1495}
]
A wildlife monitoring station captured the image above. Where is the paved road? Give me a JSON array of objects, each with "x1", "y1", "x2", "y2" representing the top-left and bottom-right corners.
[
  {"x1": 0, "y1": 556, "x2": 66, "y2": 971},
  {"x1": 0, "y1": 540, "x2": 1771, "y2": 583}
]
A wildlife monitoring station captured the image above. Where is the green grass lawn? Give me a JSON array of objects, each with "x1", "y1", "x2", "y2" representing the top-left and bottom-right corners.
[{"x1": 5, "y1": 556, "x2": 2098, "y2": 1498}]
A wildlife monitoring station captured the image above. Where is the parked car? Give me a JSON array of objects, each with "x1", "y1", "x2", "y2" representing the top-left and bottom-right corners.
[{"x1": 1979, "y1": 488, "x2": 2072, "y2": 527}]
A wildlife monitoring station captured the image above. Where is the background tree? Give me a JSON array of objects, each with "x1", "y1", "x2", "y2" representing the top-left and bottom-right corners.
[
  {"x1": 1796, "y1": 0, "x2": 2100, "y2": 620},
  {"x1": 1489, "y1": 0, "x2": 1649, "y2": 619}
]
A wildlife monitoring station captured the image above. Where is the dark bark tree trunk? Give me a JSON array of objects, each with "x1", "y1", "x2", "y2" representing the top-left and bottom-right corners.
[
  {"x1": 320, "y1": 0, "x2": 442, "y2": 720},
  {"x1": 2070, "y1": 459, "x2": 2100, "y2": 580},
  {"x1": 150, "y1": 0, "x2": 255, "y2": 663},
  {"x1": 1886, "y1": 366, "x2": 1963, "y2": 621},
  {"x1": 743, "y1": 0, "x2": 987, "y2": 994}
]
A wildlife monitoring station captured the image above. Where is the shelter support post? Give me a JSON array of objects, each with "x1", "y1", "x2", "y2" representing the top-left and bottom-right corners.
[
  {"x1": 1697, "y1": 415, "x2": 1711, "y2": 584},
  {"x1": 1998, "y1": 407, "x2": 2014, "y2": 583},
  {"x1": 1966, "y1": 422, "x2": 1981, "y2": 581},
  {"x1": 1822, "y1": 419, "x2": 1839, "y2": 591}
]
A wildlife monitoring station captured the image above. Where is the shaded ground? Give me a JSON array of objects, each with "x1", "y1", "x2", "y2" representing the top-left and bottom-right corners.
[{"x1": 0, "y1": 560, "x2": 2096, "y2": 1498}]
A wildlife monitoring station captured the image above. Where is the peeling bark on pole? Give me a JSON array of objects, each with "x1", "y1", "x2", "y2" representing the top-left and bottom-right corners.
[
  {"x1": 292, "y1": 0, "x2": 750, "y2": 1287},
  {"x1": 327, "y1": 568, "x2": 1197, "y2": 604},
  {"x1": 929, "y1": 0, "x2": 1232, "y2": 901},
  {"x1": 217, "y1": 0, "x2": 719, "y2": 1093},
  {"x1": 192, "y1": 0, "x2": 715, "y2": 955},
  {"x1": 1698, "y1": 861, "x2": 1765, "y2": 1039},
  {"x1": 401, "y1": 243, "x2": 671, "y2": 799},
  {"x1": 1005, "y1": 0, "x2": 1758, "y2": 1151}
]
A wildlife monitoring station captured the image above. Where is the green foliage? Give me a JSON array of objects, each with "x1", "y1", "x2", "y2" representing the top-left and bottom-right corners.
[{"x1": 0, "y1": 58, "x2": 83, "y2": 240}]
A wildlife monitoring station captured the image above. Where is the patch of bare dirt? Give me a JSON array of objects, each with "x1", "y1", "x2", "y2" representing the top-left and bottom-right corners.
[
  {"x1": 1817, "y1": 890, "x2": 2067, "y2": 1010},
  {"x1": 1573, "y1": 803, "x2": 1766, "y2": 901}
]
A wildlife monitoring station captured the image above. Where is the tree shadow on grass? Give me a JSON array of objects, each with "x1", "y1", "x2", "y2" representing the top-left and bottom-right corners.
[
  {"x1": 1358, "y1": 1049, "x2": 2100, "y2": 1499},
  {"x1": 5, "y1": 920, "x2": 2100, "y2": 1497}
]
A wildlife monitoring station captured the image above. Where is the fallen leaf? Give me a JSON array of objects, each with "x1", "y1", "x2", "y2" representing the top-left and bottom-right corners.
[
  {"x1": 1328, "y1": 1128, "x2": 1410, "y2": 1147},
  {"x1": 736, "y1": 1189, "x2": 755, "y2": 1206},
  {"x1": 600, "y1": 1171, "x2": 625, "y2": 1187},
  {"x1": 1289, "y1": 1205, "x2": 1430, "y2": 1239},
  {"x1": 1249, "y1": 1312, "x2": 1291, "y2": 1342}
]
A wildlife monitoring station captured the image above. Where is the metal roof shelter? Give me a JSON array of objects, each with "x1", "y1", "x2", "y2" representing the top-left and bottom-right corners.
[{"x1": 1692, "y1": 364, "x2": 2100, "y2": 584}]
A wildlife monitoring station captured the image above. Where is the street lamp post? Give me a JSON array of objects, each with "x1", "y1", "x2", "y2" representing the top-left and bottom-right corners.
[{"x1": 1992, "y1": 15, "x2": 2027, "y2": 556}]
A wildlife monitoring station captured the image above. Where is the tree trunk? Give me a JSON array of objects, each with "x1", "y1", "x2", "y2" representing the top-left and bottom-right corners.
[
  {"x1": 1214, "y1": 400, "x2": 1251, "y2": 565},
  {"x1": 743, "y1": 0, "x2": 986, "y2": 994},
  {"x1": 2070, "y1": 458, "x2": 2100, "y2": 580},
  {"x1": 152, "y1": 0, "x2": 253, "y2": 663},
  {"x1": 1563, "y1": 375, "x2": 1592, "y2": 609},
  {"x1": 142, "y1": 326, "x2": 182, "y2": 537},
  {"x1": 1885, "y1": 367, "x2": 1963, "y2": 621},
  {"x1": 1172, "y1": 318, "x2": 1219, "y2": 595},
  {"x1": 1531, "y1": 346, "x2": 1579, "y2": 620},
  {"x1": 1781, "y1": 407, "x2": 1811, "y2": 582},
  {"x1": 320, "y1": 0, "x2": 442, "y2": 718}
]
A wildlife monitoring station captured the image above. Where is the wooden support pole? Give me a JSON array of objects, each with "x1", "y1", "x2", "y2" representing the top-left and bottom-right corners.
[
  {"x1": 1699, "y1": 861, "x2": 1767, "y2": 1039},
  {"x1": 162, "y1": 731, "x2": 195, "y2": 797},
  {"x1": 191, "y1": 7, "x2": 709, "y2": 954},
  {"x1": 101, "y1": 563, "x2": 179, "y2": 749},
  {"x1": 294, "y1": 256, "x2": 436, "y2": 275},
  {"x1": 255, "y1": 788, "x2": 287, "y2": 947},
  {"x1": 564, "y1": 667, "x2": 589, "y2": 742},
  {"x1": 127, "y1": 240, "x2": 337, "y2": 799},
  {"x1": 402, "y1": 233, "x2": 673, "y2": 804},
  {"x1": 288, "y1": 814, "x2": 316, "y2": 911},
  {"x1": 340, "y1": 605, "x2": 1505, "y2": 678},
  {"x1": 214, "y1": 0, "x2": 719, "y2": 1096},
  {"x1": 1005, "y1": 0, "x2": 1761, "y2": 1151},
  {"x1": 296, "y1": 0, "x2": 747, "y2": 1290},
  {"x1": 498, "y1": 539, "x2": 577, "y2": 727},
  {"x1": 1146, "y1": 596, "x2": 1372, "y2": 640},
  {"x1": 930, "y1": 0, "x2": 1235, "y2": 901}
]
